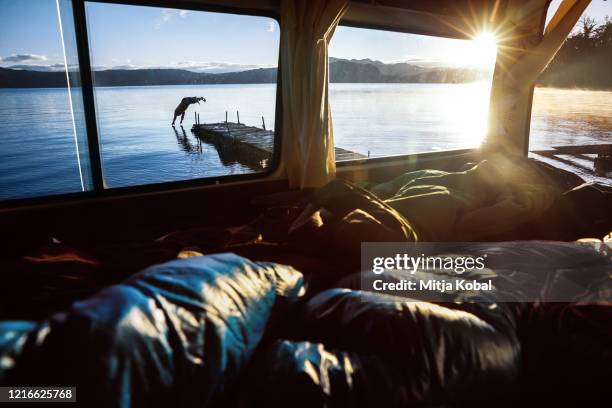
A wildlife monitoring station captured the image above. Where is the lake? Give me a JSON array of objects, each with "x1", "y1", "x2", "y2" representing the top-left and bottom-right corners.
[{"x1": 0, "y1": 83, "x2": 610, "y2": 200}]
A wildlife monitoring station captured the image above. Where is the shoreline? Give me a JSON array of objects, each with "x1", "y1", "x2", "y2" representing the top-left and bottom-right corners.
[{"x1": 1, "y1": 83, "x2": 611, "y2": 92}]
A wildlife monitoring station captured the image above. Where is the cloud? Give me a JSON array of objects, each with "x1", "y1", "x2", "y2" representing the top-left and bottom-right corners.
[
  {"x1": 155, "y1": 8, "x2": 192, "y2": 29},
  {"x1": 266, "y1": 21, "x2": 275, "y2": 32},
  {"x1": 1, "y1": 54, "x2": 48, "y2": 63},
  {"x1": 110, "y1": 64, "x2": 138, "y2": 70}
]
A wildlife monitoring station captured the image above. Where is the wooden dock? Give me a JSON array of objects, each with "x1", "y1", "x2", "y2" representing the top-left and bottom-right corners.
[
  {"x1": 191, "y1": 121, "x2": 366, "y2": 170},
  {"x1": 530, "y1": 143, "x2": 612, "y2": 183}
]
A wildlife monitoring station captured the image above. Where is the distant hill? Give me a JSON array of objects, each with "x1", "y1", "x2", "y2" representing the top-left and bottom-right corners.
[
  {"x1": 329, "y1": 58, "x2": 428, "y2": 82},
  {"x1": 329, "y1": 58, "x2": 492, "y2": 83},
  {"x1": 0, "y1": 59, "x2": 493, "y2": 88},
  {"x1": 0, "y1": 68, "x2": 68, "y2": 87},
  {"x1": 91, "y1": 68, "x2": 277, "y2": 87}
]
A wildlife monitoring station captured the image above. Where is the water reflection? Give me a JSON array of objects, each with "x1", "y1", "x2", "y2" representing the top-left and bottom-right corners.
[
  {"x1": 170, "y1": 123, "x2": 269, "y2": 172},
  {"x1": 530, "y1": 88, "x2": 612, "y2": 150},
  {"x1": 189, "y1": 127, "x2": 269, "y2": 172},
  {"x1": 330, "y1": 83, "x2": 493, "y2": 157},
  {"x1": 173, "y1": 125, "x2": 202, "y2": 154}
]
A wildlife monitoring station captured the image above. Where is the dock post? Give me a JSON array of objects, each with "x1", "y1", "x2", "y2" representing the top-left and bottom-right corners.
[
  {"x1": 262, "y1": 116, "x2": 266, "y2": 130},
  {"x1": 237, "y1": 111, "x2": 240, "y2": 124}
]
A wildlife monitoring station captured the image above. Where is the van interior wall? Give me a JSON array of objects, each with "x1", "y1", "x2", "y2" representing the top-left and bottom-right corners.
[{"x1": 0, "y1": 179, "x2": 288, "y2": 257}]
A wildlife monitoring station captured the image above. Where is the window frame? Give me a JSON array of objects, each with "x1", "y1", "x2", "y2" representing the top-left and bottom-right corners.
[
  {"x1": 0, "y1": 0, "x2": 283, "y2": 208},
  {"x1": 523, "y1": 1, "x2": 551, "y2": 155},
  {"x1": 331, "y1": 20, "x2": 499, "y2": 168}
]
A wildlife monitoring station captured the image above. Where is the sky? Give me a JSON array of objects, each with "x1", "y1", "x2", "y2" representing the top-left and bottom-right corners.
[
  {"x1": 0, "y1": 0, "x2": 280, "y2": 72},
  {"x1": 0, "y1": 0, "x2": 610, "y2": 72},
  {"x1": 331, "y1": 28, "x2": 498, "y2": 68}
]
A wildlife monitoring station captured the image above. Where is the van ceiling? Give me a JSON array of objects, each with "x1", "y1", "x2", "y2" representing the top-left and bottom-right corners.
[
  {"x1": 195, "y1": 0, "x2": 547, "y2": 40},
  {"x1": 350, "y1": 0, "x2": 509, "y2": 18},
  {"x1": 196, "y1": 0, "x2": 513, "y2": 18}
]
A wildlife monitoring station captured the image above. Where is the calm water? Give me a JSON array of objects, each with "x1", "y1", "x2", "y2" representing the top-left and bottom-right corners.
[{"x1": 1, "y1": 84, "x2": 610, "y2": 200}]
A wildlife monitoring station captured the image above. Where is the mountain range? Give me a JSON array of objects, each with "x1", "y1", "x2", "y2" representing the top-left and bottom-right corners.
[{"x1": 0, "y1": 58, "x2": 492, "y2": 88}]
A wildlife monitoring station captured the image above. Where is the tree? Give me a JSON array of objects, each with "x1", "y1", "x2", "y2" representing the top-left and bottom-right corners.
[
  {"x1": 578, "y1": 16, "x2": 597, "y2": 39},
  {"x1": 539, "y1": 15, "x2": 612, "y2": 89}
]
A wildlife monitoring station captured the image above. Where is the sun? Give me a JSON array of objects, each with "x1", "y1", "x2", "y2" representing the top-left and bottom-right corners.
[
  {"x1": 468, "y1": 31, "x2": 498, "y2": 68},
  {"x1": 473, "y1": 32, "x2": 498, "y2": 52},
  {"x1": 441, "y1": 31, "x2": 498, "y2": 68}
]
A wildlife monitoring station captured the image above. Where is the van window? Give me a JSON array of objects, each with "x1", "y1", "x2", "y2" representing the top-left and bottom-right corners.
[
  {"x1": 529, "y1": 1, "x2": 611, "y2": 181},
  {"x1": 0, "y1": 0, "x2": 92, "y2": 200},
  {"x1": 85, "y1": 2, "x2": 280, "y2": 188},
  {"x1": 0, "y1": 1, "x2": 280, "y2": 202},
  {"x1": 329, "y1": 26, "x2": 497, "y2": 161}
]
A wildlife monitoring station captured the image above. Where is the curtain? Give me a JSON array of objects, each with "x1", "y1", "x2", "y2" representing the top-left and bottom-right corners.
[{"x1": 280, "y1": 0, "x2": 349, "y2": 189}]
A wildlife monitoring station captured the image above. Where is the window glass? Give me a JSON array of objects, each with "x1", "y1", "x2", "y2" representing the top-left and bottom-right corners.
[
  {"x1": 329, "y1": 26, "x2": 497, "y2": 161},
  {"x1": 529, "y1": 1, "x2": 611, "y2": 181},
  {"x1": 0, "y1": 0, "x2": 91, "y2": 200},
  {"x1": 85, "y1": 3, "x2": 280, "y2": 188}
]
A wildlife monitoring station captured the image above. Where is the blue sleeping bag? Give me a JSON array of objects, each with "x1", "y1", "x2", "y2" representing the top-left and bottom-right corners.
[{"x1": 0, "y1": 253, "x2": 305, "y2": 407}]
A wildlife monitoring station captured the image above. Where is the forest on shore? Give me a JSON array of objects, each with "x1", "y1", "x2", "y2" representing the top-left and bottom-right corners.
[{"x1": 539, "y1": 16, "x2": 612, "y2": 90}]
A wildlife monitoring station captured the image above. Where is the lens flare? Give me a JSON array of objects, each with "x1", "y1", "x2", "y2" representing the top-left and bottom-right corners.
[{"x1": 469, "y1": 31, "x2": 498, "y2": 67}]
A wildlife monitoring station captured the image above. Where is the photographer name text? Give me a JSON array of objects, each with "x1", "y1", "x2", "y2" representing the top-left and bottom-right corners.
[{"x1": 372, "y1": 278, "x2": 493, "y2": 292}]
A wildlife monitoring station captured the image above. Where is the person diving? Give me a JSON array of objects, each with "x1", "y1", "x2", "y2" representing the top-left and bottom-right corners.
[{"x1": 172, "y1": 96, "x2": 206, "y2": 126}]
